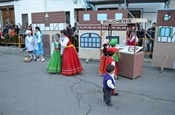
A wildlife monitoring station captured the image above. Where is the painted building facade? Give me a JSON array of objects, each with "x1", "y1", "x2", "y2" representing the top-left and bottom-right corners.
[{"x1": 0, "y1": 0, "x2": 174, "y2": 30}]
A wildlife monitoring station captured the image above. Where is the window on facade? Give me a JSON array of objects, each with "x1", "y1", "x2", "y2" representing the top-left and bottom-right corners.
[
  {"x1": 97, "y1": 13, "x2": 107, "y2": 21},
  {"x1": 115, "y1": 13, "x2": 123, "y2": 20},
  {"x1": 158, "y1": 26, "x2": 175, "y2": 43},
  {"x1": 83, "y1": 14, "x2": 90, "y2": 21},
  {"x1": 80, "y1": 33, "x2": 101, "y2": 48}
]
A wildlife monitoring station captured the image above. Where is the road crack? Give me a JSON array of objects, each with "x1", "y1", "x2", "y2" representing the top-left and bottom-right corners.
[
  {"x1": 70, "y1": 76, "x2": 102, "y2": 115},
  {"x1": 70, "y1": 76, "x2": 175, "y2": 115},
  {"x1": 118, "y1": 90, "x2": 175, "y2": 103}
]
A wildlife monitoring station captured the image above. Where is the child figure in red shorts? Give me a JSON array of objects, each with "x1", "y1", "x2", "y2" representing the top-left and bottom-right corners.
[{"x1": 105, "y1": 47, "x2": 119, "y2": 96}]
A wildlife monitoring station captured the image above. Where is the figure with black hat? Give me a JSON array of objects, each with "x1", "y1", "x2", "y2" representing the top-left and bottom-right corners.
[
  {"x1": 59, "y1": 29, "x2": 83, "y2": 76},
  {"x1": 104, "y1": 47, "x2": 119, "y2": 96},
  {"x1": 103, "y1": 64, "x2": 116, "y2": 106}
]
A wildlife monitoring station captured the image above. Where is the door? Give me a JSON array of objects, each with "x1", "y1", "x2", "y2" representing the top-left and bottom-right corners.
[
  {"x1": 2, "y1": 8, "x2": 15, "y2": 24},
  {"x1": 22, "y1": 14, "x2": 28, "y2": 25},
  {"x1": 66, "y1": 12, "x2": 70, "y2": 24},
  {"x1": 42, "y1": 34, "x2": 51, "y2": 56}
]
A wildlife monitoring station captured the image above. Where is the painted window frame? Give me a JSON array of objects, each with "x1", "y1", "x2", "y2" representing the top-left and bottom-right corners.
[
  {"x1": 80, "y1": 33, "x2": 101, "y2": 48},
  {"x1": 158, "y1": 26, "x2": 173, "y2": 43}
]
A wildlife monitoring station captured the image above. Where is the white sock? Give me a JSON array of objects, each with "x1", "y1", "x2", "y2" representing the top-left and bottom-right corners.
[
  {"x1": 33, "y1": 54, "x2": 36, "y2": 59},
  {"x1": 40, "y1": 56, "x2": 45, "y2": 60},
  {"x1": 29, "y1": 54, "x2": 33, "y2": 59}
]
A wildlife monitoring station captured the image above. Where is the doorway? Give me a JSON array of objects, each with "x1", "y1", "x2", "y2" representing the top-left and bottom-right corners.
[
  {"x1": 22, "y1": 14, "x2": 28, "y2": 26},
  {"x1": 66, "y1": 12, "x2": 70, "y2": 24},
  {"x1": 0, "y1": 5, "x2": 14, "y2": 25}
]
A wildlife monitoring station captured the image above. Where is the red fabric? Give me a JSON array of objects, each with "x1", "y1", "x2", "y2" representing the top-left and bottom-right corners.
[
  {"x1": 127, "y1": 39, "x2": 136, "y2": 46},
  {"x1": 62, "y1": 41, "x2": 83, "y2": 76},
  {"x1": 98, "y1": 54, "x2": 107, "y2": 75},
  {"x1": 105, "y1": 57, "x2": 117, "y2": 75},
  {"x1": 107, "y1": 47, "x2": 117, "y2": 53},
  {"x1": 112, "y1": 89, "x2": 117, "y2": 94},
  {"x1": 115, "y1": 62, "x2": 119, "y2": 75}
]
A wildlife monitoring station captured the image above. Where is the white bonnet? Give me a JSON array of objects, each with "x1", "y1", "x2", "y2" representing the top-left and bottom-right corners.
[{"x1": 25, "y1": 30, "x2": 31, "y2": 35}]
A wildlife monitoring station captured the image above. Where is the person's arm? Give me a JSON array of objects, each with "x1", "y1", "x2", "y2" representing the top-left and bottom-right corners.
[
  {"x1": 111, "y1": 61, "x2": 115, "y2": 66},
  {"x1": 25, "y1": 37, "x2": 28, "y2": 49},
  {"x1": 37, "y1": 32, "x2": 41, "y2": 43},
  {"x1": 136, "y1": 36, "x2": 139, "y2": 43},
  {"x1": 51, "y1": 42, "x2": 54, "y2": 56},
  {"x1": 60, "y1": 37, "x2": 69, "y2": 48},
  {"x1": 59, "y1": 37, "x2": 69, "y2": 55},
  {"x1": 117, "y1": 51, "x2": 121, "y2": 60},
  {"x1": 107, "y1": 79, "x2": 115, "y2": 89}
]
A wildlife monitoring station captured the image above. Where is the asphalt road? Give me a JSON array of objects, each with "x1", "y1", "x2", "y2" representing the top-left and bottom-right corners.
[{"x1": 0, "y1": 47, "x2": 175, "y2": 115}]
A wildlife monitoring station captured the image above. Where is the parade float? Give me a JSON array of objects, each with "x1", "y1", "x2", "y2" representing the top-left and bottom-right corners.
[{"x1": 152, "y1": 9, "x2": 175, "y2": 72}]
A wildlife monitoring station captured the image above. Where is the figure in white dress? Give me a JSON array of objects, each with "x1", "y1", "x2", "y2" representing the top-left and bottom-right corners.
[{"x1": 25, "y1": 30, "x2": 36, "y2": 61}]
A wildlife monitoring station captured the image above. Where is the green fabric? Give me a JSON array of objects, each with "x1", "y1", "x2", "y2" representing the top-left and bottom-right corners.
[
  {"x1": 113, "y1": 52, "x2": 119, "y2": 62},
  {"x1": 47, "y1": 42, "x2": 62, "y2": 73},
  {"x1": 110, "y1": 39, "x2": 118, "y2": 46}
]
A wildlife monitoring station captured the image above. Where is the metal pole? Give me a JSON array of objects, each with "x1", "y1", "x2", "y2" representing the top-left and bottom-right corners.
[
  {"x1": 134, "y1": 23, "x2": 137, "y2": 54},
  {"x1": 143, "y1": 22, "x2": 146, "y2": 51},
  {"x1": 124, "y1": 0, "x2": 127, "y2": 9},
  {"x1": 100, "y1": 23, "x2": 102, "y2": 58}
]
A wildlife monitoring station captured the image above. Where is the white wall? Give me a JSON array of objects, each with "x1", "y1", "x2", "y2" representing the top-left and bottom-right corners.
[
  {"x1": 14, "y1": 0, "x2": 86, "y2": 26},
  {"x1": 1, "y1": 0, "x2": 86, "y2": 26},
  {"x1": 0, "y1": 1, "x2": 165, "y2": 29}
]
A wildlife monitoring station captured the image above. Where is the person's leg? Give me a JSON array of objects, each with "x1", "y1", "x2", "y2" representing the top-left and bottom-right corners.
[
  {"x1": 150, "y1": 41, "x2": 154, "y2": 58},
  {"x1": 105, "y1": 89, "x2": 112, "y2": 106},
  {"x1": 138, "y1": 39, "x2": 142, "y2": 46},
  {"x1": 40, "y1": 55, "x2": 45, "y2": 62},
  {"x1": 115, "y1": 62, "x2": 119, "y2": 79},
  {"x1": 147, "y1": 40, "x2": 150, "y2": 51},
  {"x1": 103, "y1": 88, "x2": 106, "y2": 101},
  {"x1": 32, "y1": 50, "x2": 37, "y2": 61},
  {"x1": 151, "y1": 41, "x2": 154, "y2": 52},
  {"x1": 28, "y1": 51, "x2": 33, "y2": 60},
  {"x1": 112, "y1": 89, "x2": 119, "y2": 96},
  {"x1": 37, "y1": 55, "x2": 41, "y2": 61},
  {"x1": 22, "y1": 47, "x2": 27, "y2": 51}
]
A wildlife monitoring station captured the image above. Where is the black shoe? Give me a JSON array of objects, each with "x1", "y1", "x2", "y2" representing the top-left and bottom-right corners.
[
  {"x1": 106, "y1": 103, "x2": 113, "y2": 106},
  {"x1": 34, "y1": 59, "x2": 37, "y2": 61},
  {"x1": 112, "y1": 93, "x2": 119, "y2": 96}
]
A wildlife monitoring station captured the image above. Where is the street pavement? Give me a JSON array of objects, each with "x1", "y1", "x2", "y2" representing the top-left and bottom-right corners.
[{"x1": 0, "y1": 46, "x2": 175, "y2": 115}]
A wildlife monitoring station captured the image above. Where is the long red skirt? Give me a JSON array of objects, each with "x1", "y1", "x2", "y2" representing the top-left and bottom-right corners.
[
  {"x1": 98, "y1": 55, "x2": 107, "y2": 75},
  {"x1": 62, "y1": 45, "x2": 83, "y2": 76}
]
